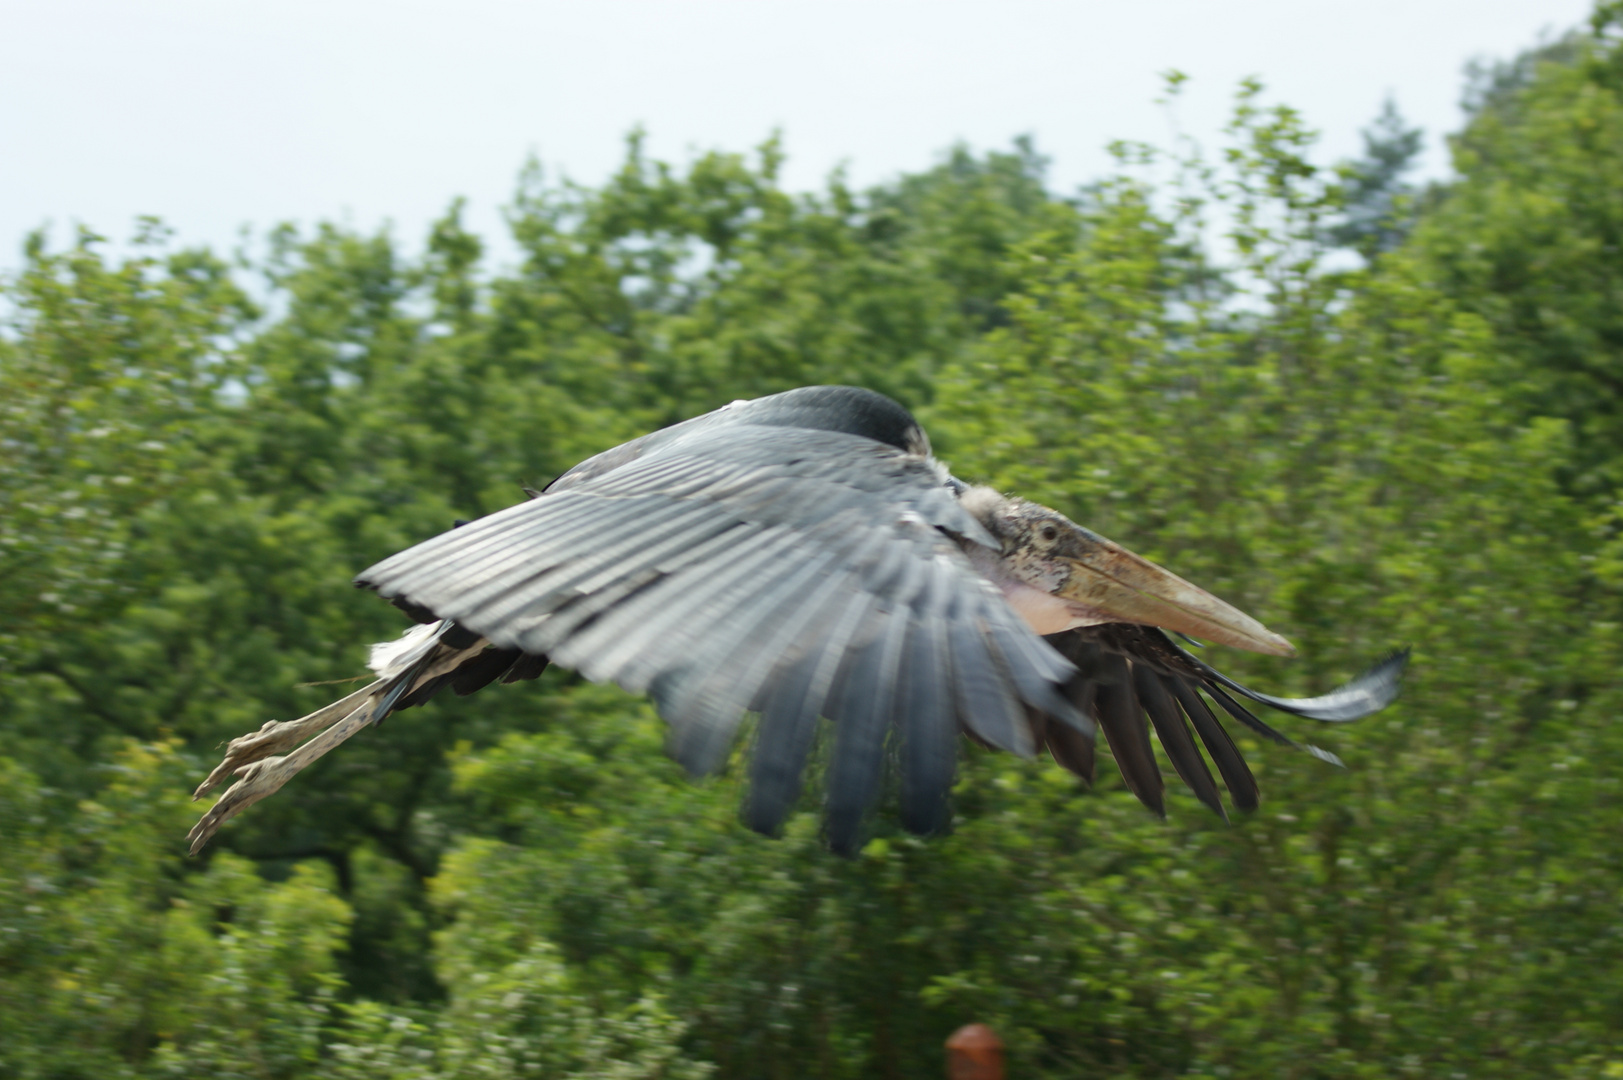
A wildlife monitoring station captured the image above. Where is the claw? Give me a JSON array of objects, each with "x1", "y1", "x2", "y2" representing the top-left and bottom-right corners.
[
  {"x1": 192, "y1": 682, "x2": 380, "y2": 800},
  {"x1": 187, "y1": 696, "x2": 376, "y2": 854}
]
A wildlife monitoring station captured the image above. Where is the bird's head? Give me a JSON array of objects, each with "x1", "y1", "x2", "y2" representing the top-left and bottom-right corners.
[{"x1": 959, "y1": 487, "x2": 1296, "y2": 657}]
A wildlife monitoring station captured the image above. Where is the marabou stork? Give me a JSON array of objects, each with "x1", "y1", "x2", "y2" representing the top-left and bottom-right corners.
[{"x1": 189, "y1": 386, "x2": 1405, "y2": 855}]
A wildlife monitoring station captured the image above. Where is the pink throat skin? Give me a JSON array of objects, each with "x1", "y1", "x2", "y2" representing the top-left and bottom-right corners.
[
  {"x1": 998, "y1": 577, "x2": 1112, "y2": 635},
  {"x1": 966, "y1": 546, "x2": 1109, "y2": 636}
]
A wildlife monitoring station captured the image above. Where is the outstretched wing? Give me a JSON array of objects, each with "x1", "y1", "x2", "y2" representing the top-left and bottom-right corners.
[
  {"x1": 1030, "y1": 624, "x2": 1408, "y2": 818},
  {"x1": 352, "y1": 423, "x2": 1088, "y2": 852}
]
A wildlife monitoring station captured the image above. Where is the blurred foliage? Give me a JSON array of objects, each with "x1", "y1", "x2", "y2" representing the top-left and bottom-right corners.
[
  {"x1": 5, "y1": 14, "x2": 1623, "y2": 1078},
  {"x1": 1420, "y1": 1, "x2": 1623, "y2": 491},
  {"x1": 1327, "y1": 98, "x2": 1424, "y2": 257}
]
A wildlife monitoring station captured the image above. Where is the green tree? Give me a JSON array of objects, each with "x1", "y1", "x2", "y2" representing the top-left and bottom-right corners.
[
  {"x1": 6, "y1": 24, "x2": 1623, "y2": 1074},
  {"x1": 1413, "y1": 4, "x2": 1623, "y2": 490},
  {"x1": 0, "y1": 742, "x2": 350, "y2": 1078},
  {"x1": 1328, "y1": 97, "x2": 1424, "y2": 256}
]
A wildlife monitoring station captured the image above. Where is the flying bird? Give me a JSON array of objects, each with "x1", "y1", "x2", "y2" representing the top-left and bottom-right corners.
[{"x1": 189, "y1": 386, "x2": 1405, "y2": 855}]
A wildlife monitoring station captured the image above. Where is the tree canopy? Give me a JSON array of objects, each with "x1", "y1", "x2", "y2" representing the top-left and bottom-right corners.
[{"x1": 4, "y1": 14, "x2": 1623, "y2": 1078}]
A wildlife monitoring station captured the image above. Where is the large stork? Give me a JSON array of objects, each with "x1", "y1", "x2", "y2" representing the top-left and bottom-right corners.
[{"x1": 189, "y1": 386, "x2": 1405, "y2": 855}]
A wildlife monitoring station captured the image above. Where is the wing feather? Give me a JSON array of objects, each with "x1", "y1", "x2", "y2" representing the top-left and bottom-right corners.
[
  {"x1": 1040, "y1": 623, "x2": 1379, "y2": 817},
  {"x1": 1093, "y1": 652, "x2": 1165, "y2": 816},
  {"x1": 948, "y1": 608, "x2": 1032, "y2": 756},
  {"x1": 551, "y1": 527, "x2": 796, "y2": 682},
  {"x1": 1042, "y1": 707, "x2": 1097, "y2": 783},
  {"x1": 1206, "y1": 686, "x2": 1346, "y2": 767},
  {"x1": 897, "y1": 576, "x2": 957, "y2": 836},
  {"x1": 655, "y1": 544, "x2": 856, "y2": 773},
  {"x1": 354, "y1": 425, "x2": 1084, "y2": 843},
  {"x1": 824, "y1": 607, "x2": 909, "y2": 855},
  {"x1": 744, "y1": 588, "x2": 877, "y2": 835},
  {"x1": 1135, "y1": 666, "x2": 1225, "y2": 820},
  {"x1": 1169, "y1": 678, "x2": 1259, "y2": 812}
]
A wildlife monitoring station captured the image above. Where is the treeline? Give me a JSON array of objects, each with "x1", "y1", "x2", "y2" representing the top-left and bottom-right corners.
[{"x1": 4, "y1": 9, "x2": 1623, "y2": 1078}]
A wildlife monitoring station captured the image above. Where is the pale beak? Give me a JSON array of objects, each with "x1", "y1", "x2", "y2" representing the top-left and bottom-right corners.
[{"x1": 1054, "y1": 532, "x2": 1296, "y2": 657}]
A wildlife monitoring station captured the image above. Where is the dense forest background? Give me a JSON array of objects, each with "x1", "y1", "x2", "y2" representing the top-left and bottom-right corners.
[{"x1": 6, "y1": 7, "x2": 1623, "y2": 1078}]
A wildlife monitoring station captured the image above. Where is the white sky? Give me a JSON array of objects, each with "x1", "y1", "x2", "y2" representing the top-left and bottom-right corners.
[{"x1": 0, "y1": 0, "x2": 1597, "y2": 274}]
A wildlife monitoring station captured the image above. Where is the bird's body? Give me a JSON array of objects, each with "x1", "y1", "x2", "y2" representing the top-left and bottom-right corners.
[{"x1": 190, "y1": 386, "x2": 1404, "y2": 854}]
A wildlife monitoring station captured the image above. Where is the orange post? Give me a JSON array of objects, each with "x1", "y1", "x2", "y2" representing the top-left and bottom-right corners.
[{"x1": 945, "y1": 1023, "x2": 1004, "y2": 1080}]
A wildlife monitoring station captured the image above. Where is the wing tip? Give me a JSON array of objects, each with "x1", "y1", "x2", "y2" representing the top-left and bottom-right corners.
[{"x1": 1309, "y1": 644, "x2": 1412, "y2": 723}]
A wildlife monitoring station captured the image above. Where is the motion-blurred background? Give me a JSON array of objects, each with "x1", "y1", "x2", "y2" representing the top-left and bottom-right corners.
[{"x1": 3, "y1": 2, "x2": 1620, "y2": 1076}]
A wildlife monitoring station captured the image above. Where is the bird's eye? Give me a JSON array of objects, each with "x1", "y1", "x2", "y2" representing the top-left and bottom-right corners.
[{"x1": 1038, "y1": 523, "x2": 1060, "y2": 544}]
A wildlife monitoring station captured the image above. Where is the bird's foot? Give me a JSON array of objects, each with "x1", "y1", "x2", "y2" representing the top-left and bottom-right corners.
[
  {"x1": 187, "y1": 688, "x2": 379, "y2": 854},
  {"x1": 191, "y1": 681, "x2": 380, "y2": 800}
]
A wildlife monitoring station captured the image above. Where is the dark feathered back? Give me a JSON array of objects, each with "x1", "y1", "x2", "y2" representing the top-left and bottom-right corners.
[
  {"x1": 550, "y1": 386, "x2": 930, "y2": 494},
  {"x1": 734, "y1": 386, "x2": 930, "y2": 455}
]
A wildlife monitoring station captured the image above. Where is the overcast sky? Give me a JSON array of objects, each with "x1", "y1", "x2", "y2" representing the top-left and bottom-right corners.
[{"x1": 0, "y1": 0, "x2": 1597, "y2": 274}]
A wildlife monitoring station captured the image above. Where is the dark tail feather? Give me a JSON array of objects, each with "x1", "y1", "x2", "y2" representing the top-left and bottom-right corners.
[
  {"x1": 452, "y1": 647, "x2": 522, "y2": 696},
  {"x1": 369, "y1": 654, "x2": 438, "y2": 723},
  {"x1": 502, "y1": 652, "x2": 551, "y2": 684}
]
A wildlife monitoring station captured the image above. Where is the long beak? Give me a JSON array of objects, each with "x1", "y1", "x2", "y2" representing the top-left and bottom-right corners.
[{"x1": 1055, "y1": 535, "x2": 1296, "y2": 657}]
